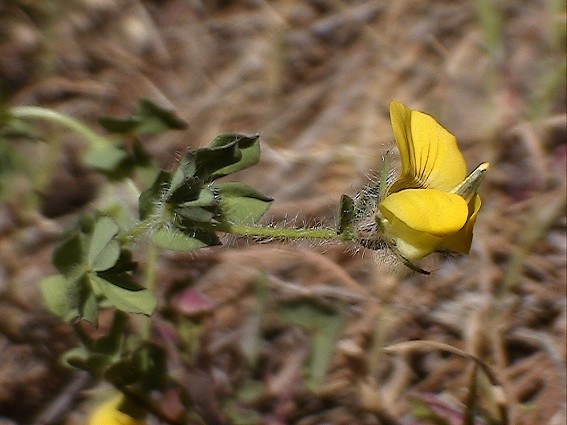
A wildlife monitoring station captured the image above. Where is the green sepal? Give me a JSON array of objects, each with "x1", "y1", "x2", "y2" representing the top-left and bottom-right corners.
[{"x1": 338, "y1": 194, "x2": 355, "y2": 237}]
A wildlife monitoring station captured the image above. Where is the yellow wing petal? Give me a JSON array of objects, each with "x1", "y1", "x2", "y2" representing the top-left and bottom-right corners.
[
  {"x1": 438, "y1": 194, "x2": 482, "y2": 254},
  {"x1": 377, "y1": 189, "x2": 469, "y2": 260},
  {"x1": 379, "y1": 189, "x2": 469, "y2": 236},
  {"x1": 388, "y1": 101, "x2": 467, "y2": 193}
]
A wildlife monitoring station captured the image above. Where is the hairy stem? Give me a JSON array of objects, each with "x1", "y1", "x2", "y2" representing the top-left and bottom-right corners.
[{"x1": 213, "y1": 222, "x2": 350, "y2": 242}]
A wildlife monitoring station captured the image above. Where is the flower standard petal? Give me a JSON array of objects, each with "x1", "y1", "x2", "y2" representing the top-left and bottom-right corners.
[
  {"x1": 377, "y1": 189, "x2": 469, "y2": 260},
  {"x1": 388, "y1": 101, "x2": 467, "y2": 193}
]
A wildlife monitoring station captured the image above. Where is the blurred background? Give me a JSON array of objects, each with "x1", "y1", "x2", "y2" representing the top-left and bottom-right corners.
[{"x1": 0, "y1": 1, "x2": 565, "y2": 424}]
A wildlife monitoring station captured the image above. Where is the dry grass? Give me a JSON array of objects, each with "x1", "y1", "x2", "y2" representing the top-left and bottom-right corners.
[{"x1": 0, "y1": 1, "x2": 565, "y2": 424}]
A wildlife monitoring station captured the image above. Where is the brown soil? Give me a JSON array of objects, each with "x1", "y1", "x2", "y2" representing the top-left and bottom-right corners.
[{"x1": 0, "y1": 1, "x2": 565, "y2": 425}]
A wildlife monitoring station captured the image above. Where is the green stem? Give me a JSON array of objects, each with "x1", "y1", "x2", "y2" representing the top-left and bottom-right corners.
[
  {"x1": 9, "y1": 106, "x2": 110, "y2": 148},
  {"x1": 121, "y1": 218, "x2": 349, "y2": 246},
  {"x1": 119, "y1": 221, "x2": 153, "y2": 244},
  {"x1": 142, "y1": 242, "x2": 157, "y2": 341},
  {"x1": 214, "y1": 222, "x2": 350, "y2": 241}
]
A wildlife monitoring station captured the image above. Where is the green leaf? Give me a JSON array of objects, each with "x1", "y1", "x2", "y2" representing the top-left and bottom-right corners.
[
  {"x1": 208, "y1": 133, "x2": 260, "y2": 180},
  {"x1": 153, "y1": 226, "x2": 220, "y2": 251},
  {"x1": 98, "y1": 98, "x2": 187, "y2": 135},
  {"x1": 192, "y1": 142, "x2": 242, "y2": 182},
  {"x1": 53, "y1": 235, "x2": 84, "y2": 277},
  {"x1": 88, "y1": 217, "x2": 120, "y2": 271},
  {"x1": 214, "y1": 182, "x2": 272, "y2": 225},
  {"x1": 180, "y1": 187, "x2": 216, "y2": 208},
  {"x1": 90, "y1": 275, "x2": 156, "y2": 316},
  {"x1": 167, "y1": 175, "x2": 202, "y2": 205},
  {"x1": 40, "y1": 274, "x2": 78, "y2": 322},
  {"x1": 177, "y1": 205, "x2": 214, "y2": 223},
  {"x1": 82, "y1": 143, "x2": 129, "y2": 172},
  {"x1": 167, "y1": 155, "x2": 197, "y2": 199}
]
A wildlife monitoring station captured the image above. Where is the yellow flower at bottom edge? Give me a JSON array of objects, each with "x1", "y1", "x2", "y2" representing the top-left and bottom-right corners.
[
  {"x1": 376, "y1": 101, "x2": 489, "y2": 266},
  {"x1": 88, "y1": 394, "x2": 145, "y2": 425}
]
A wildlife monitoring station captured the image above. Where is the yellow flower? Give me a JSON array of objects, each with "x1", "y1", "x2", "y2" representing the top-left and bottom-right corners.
[
  {"x1": 376, "y1": 101, "x2": 488, "y2": 270},
  {"x1": 88, "y1": 394, "x2": 145, "y2": 425}
]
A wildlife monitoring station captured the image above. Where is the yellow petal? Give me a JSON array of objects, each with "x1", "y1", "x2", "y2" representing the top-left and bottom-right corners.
[
  {"x1": 88, "y1": 395, "x2": 145, "y2": 425},
  {"x1": 388, "y1": 101, "x2": 467, "y2": 193},
  {"x1": 379, "y1": 189, "x2": 469, "y2": 236},
  {"x1": 377, "y1": 189, "x2": 469, "y2": 260},
  {"x1": 438, "y1": 194, "x2": 482, "y2": 254}
]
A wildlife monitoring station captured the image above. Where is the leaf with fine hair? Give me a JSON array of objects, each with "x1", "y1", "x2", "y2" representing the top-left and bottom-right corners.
[
  {"x1": 88, "y1": 217, "x2": 120, "y2": 272},
  {"x1": 214, "y1": 182, "x2": 273, "y2": 225},
  {"x1": 98, "y1": 98, "x2": 187, "y2": 135}
]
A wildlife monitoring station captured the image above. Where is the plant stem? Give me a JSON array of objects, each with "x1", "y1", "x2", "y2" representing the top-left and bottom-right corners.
[
  {"x1": 119, "y1": 221, "x2": 153, "y2": 244},
  {"x1": 141, "y1": 242, "x2": 157, "y2": 343},
  {"x1": 213, "y1": 222, "x2": 351, "y2": 242},
  {"x1": 9, "y1": 106, "x2": 110, "y2": 148}
]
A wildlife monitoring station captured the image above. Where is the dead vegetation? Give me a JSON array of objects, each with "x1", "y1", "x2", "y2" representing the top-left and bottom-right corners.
[{"x1": 0, "y1": 1, "x2": 565, "y2": 424}]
